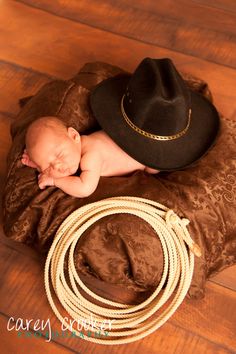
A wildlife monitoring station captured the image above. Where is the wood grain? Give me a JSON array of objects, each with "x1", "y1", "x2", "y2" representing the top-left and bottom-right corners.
[
  {"x1": 16, "y1": 0, "x2": 236, "y2": 68},
  {"x1": 210, "y1": 265, "x2": 236, "y2": 292},
  {"x1": 0, "y1": 61, "x2": 53, "y2": 116},
  {"x1": 194, "y1": 0, "x2": 236, "y2": 13},
  {"x1": 0, "y1": 3, "x2": 235, "y2": 120}
]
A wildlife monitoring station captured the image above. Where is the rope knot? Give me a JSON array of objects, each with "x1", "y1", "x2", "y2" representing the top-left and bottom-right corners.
[
  {"x1": 181, "y1": 218, "x2": 190, "y2": 227},
  {"x1": 165, "y1": 209, "x2": 179, "y2": 227},
  {"x1": 166, "y1": 210, "x2": 190, "y2": 230}
]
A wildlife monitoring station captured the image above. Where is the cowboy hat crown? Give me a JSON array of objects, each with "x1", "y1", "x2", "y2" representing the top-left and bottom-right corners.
[{"x1": 123, "y1": 58, "x2": 191, "y2": 139}]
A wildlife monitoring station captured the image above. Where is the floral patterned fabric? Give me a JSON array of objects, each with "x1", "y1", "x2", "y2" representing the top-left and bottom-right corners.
[{"x1": 2, "y1": 61, "x2": 236, "y2": 300}]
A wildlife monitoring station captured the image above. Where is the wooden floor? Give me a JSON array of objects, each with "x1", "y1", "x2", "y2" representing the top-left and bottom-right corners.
[{"x1": 0, "y1": 1, "x2": 236, "y2": 353}]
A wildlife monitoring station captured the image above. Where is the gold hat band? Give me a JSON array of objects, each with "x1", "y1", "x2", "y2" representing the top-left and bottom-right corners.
[{"x1": 121, "y1": 95, "x2": 191, "y2": 141}]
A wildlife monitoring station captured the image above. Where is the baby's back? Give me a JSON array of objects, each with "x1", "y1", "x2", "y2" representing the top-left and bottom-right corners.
[{"x1": 85, "y1": 130, "x2": 146, "y2": 176}]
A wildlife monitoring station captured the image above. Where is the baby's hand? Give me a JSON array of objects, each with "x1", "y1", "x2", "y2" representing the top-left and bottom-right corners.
[
  {"x1": 38, "y1": 172, "x2": 55, "y2": 190},
  {"x1": 21, "y1": 149, "x2": 38, "y2": 169}
]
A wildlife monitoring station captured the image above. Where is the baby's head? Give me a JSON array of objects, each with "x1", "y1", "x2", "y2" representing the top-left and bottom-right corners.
[{"x1": 25, "y1": 116, "x2": 81, "y2": 177}]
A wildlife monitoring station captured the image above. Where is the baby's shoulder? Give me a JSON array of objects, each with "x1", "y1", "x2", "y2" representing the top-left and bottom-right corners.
[
  {"x1": 81, "y1": 130, "x2": 107, "y2": 152},
  {"x1": 80, "y1": 142, "x2": 103, "y2": 172},
  {"x1": 88, "y1": 130, "x2": 108, "y2": 141}
]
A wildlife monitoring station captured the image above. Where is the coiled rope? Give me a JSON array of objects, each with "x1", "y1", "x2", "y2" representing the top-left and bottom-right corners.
[{"x1": 44, "y1": 196, "x2": 202, "y2": 345}]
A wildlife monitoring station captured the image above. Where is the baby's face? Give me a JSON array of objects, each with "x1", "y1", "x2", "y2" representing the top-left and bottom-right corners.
[{"x1": 28, "y1": 127, "x2": 81, "y2": 178}]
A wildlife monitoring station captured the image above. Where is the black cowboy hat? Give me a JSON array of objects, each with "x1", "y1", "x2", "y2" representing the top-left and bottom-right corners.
[{"x1": 89, "y1": 57, "x2": 221, "y2": 171}]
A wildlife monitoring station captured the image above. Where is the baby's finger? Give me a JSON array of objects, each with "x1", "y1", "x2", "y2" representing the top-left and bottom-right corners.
[
  {"x1": 21, "y1": 157, "x2": 27, "y2": 165},
  {"x1": 38, "y1": 180, "x2": 46, "y2": 189}
]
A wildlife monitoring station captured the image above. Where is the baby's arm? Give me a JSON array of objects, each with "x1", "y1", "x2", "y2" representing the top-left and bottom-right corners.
[{"x1": 54, "y1": 151, "x2": 102, "y2": 198}]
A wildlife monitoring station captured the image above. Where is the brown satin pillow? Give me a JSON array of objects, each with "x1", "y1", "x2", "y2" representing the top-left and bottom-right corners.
[{"x1": 2, "y1": 61, "x2": 236, "y2": 301}]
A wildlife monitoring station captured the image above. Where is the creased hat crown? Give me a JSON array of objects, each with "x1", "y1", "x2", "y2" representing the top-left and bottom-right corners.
[{"x1": 122, "y1": 58, "x2": 191, "y2": 137}]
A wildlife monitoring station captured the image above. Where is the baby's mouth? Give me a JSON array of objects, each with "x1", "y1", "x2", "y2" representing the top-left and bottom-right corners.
[
  {"x1": 60, "y1": 169, "x2": 70, "y2": 176},
  {"x1": 50, "y1": 165, "x2": 78, "y2": 178}
]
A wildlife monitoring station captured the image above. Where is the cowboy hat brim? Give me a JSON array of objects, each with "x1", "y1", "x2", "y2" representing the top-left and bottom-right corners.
[{"x1": 89, "y1": 74, "x2": 221, "y2": 171}]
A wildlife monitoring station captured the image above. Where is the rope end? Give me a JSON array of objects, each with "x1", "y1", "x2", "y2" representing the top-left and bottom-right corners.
[{"x1": 190, "y1": 243, "x2": 202, "y2": 257}]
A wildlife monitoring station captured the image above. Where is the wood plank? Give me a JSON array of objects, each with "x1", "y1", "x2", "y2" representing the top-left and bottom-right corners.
[
  {"x1": 0, "y1": 243, "x2": 235, "y2": 353},
  {"x1": 17, "y1": 0, "x2": 236, "y2": 68},
  {"x1": 194, "y1": 0, "x2": 236, "y2": 13},
  {"x1": 0, "y1": 2, "x2": 235, "y2": 120},
  {"x1": 210, "y1": 265, "x2": 236, "y2": 292},
  {"x1": 0, "y1": 61, "x2": 53, "y2": 116},
  {"x1": 178, "y1": 282, "x2": 236, "y2": 350},
  {"x1": 0, "y1": 313, "x2": 77, "y2": 354},
  {"x1": 117, "y1": 0, "x2": 236, "y2": 29}
]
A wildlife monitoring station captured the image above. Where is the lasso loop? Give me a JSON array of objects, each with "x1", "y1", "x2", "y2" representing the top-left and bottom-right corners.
[{"x1": 44, "y1": 196, "x2": 201, "y2": 345}]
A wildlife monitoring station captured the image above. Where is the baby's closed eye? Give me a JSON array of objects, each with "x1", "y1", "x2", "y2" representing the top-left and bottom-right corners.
[{"x1": 57, "y1": 152, "x2": 65, "y2": 161}]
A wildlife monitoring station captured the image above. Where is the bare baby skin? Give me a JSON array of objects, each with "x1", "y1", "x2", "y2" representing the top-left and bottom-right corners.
[{"x1": 21, "y1": 116, "x2": 159, "y2": 198}]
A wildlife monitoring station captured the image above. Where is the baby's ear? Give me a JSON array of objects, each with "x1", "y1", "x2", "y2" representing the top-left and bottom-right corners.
[{"x1": 67, "y1": 127, "x2": 80, "y2": 142}]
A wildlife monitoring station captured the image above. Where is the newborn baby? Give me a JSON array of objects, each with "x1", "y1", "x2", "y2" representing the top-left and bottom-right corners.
[{"x1": 21, "y1": 116, "x2": 159, "y2": 198}]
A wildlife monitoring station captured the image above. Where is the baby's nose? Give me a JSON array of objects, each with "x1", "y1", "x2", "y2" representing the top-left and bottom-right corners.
[
  {"x1": 52, "y1": 161, "x2": 61, "y2": 169},
  {"x1": 50, "y1": 162, "x2": 60, "y2": 171}
]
